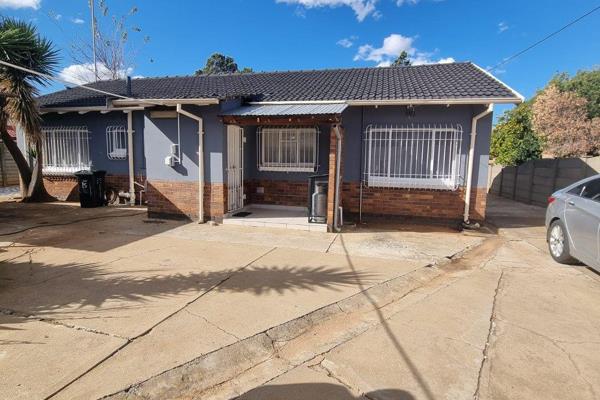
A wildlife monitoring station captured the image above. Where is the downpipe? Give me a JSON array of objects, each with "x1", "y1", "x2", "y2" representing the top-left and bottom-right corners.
[
  {"x1": 176, "y1": 104, "x2": 205, "y2": 224},
  {"x1": 463, "y1": 104, "x2": 493, "y2": 228}
]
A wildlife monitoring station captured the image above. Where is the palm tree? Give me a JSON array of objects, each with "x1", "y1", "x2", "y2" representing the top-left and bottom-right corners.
[{"x1": 0, "y1": 18, "x2": 58, "y2": 201}]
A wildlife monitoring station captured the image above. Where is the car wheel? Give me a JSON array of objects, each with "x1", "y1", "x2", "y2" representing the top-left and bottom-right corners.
[{"x1": 547, "y1": 220, "x2": 576, "y2": 264}]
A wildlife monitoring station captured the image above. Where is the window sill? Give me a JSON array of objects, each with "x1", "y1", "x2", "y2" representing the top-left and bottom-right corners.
[
  {"x1": 366, "y1": 176, "x2": 460, "y2": 191},
  {"x1": 258, "y1": 166, "x2": 317, "y2": 173}
]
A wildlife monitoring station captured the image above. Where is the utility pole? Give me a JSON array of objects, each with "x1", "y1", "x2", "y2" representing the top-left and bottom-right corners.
[{"x1": 90, "y1": 0, "x2": 98, "y2": 82}]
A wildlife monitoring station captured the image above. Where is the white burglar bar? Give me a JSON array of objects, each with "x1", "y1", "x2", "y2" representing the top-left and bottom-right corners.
[
  {"x1": 363, "y1": 124, "x2": 463, "y2": 190},
  {"x1": 42, "y1": 126, "x2": 91, "y2": 174},
  {"x1": 257, "y1": 126, "x2": 319, "y2": 172}
]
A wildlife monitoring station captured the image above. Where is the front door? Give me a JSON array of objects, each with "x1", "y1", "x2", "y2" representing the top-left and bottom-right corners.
[{"x1": 227, "y1": 125, "x2": 244, "y2": 212}]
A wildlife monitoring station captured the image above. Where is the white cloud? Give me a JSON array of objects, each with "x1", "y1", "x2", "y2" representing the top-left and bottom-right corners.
[
  {"x1": 354, "y1": 33, "x2": 415, "y2": 63},
  {"x1": 59, "y1": 63, "x2": 133, "y2": 85},
  {"x1": 354, "y1": 33, "x2": 454, "y2": 66},
  {"x1": 0, "y1": 0, "x2": 40, "y2": 9},
  {"x1": 337, "y1": 37, "x2": 355, "y2": 48},
  {"x1": 53, "y1": 14, "x2": 62, "y2": 21},
  {"x1": 498, "y1": 21, "x2": 509, "y2": 33},
  {"x1": 396, "y1": 0, "x2": 419, "y2": 5},
  {"x1": 71, "y1": 17, "x2": 85, "y2": 24},
  {"x1": 276, "y1": 0, "x2": 379, "y2": 22}
]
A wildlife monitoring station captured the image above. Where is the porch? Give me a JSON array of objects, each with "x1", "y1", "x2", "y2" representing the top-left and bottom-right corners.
[{"x1": 221, "y1": 104, "x2": 346, "y2": 232}]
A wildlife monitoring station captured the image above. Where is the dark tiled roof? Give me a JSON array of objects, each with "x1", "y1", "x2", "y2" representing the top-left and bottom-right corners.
[{"x1": 38, "y1": 62, "x2": 520, "y2": 108}]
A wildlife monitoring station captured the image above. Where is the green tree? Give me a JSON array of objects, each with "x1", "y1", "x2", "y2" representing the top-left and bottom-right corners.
[
  {"x1": 195, "y1": 53, "x2": 252, "y2": 75},
  {"x1": 490, "y1": 102, "x2": 543, "y2": 166},
  {"x1": 550, "y1": 68, "x2": 600, "y2": 119},
  {"x1": 0, "y1": 18, "x2": 59, "y2": 201},
  {"x1": 392, "y1": 51, "x2": 411, "y2": 67}
]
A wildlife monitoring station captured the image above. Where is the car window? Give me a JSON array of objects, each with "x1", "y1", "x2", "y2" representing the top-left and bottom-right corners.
[{"x1": 571, "y1": 178, "x2": 600, "y2": 201}]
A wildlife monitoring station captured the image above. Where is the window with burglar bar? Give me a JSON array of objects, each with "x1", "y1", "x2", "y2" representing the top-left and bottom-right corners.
[
  {"x1": 257, "y1": 126, "x2": 319, "y2": 172},
  {"x1": 363, "y1": 124, "x2": 463, "y2": 190},
  {"x1": 41, "y1": 126, "x2": 91, "y2": 174},
  {"x1": 106, "y1": 125, "x2": 128, "y2": 160}
]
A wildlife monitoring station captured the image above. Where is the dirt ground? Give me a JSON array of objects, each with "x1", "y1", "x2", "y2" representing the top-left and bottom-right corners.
[{"x1": 0, "y1": 201, "x2": 481, "y2": 400}]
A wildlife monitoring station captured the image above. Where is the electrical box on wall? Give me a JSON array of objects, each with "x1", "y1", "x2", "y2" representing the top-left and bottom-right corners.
[
  {"x1": 164, "y1": 155, "x2": 176, "y2": 167},
  {"x1": 165, "y1": 144, "x2": 180, "y2": 167}
]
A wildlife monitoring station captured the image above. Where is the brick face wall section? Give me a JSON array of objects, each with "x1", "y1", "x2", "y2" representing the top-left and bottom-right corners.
[
  {"x1": 342, "y1": 182, "x2": 487, "y2": 221},
  {"x1": 146, "y1": 180, "x2": 226, "y2": 221},
  {"x1": 43, "y1": 174, "x2": 145, "y2": 202},
  {"x1": 245, "y1": 179, "x2": 308, "y2": 207},
  {"x1": 43, "y1": 176, "x2": 79, "y2": 201}
]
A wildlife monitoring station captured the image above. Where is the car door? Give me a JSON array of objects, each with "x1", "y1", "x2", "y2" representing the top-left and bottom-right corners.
[{"x1": 564, "y1": 178, "x2": 600, "y2": 267}]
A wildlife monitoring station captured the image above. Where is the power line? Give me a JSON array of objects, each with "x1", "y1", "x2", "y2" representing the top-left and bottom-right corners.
[{"x1": 489, "y1": 4, "x2": 600, "y2": 71}]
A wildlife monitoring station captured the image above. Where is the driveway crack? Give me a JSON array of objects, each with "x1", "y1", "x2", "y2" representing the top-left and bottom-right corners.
[
  {"x1": 473, "y1": 270, "x2": 504, "y2": 400},
  {"x1": 183, "y1": 309, "x2": 240, "y2": 340},
  {"x1": 43, "y1": 246, "x2": 278, "y2": 400}
]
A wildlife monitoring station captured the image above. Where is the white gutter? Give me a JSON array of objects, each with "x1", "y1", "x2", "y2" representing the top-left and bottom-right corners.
[
  {"x1": 39, "y1": 106, "x2": 145, "y2": 114},
  {"x1": 248, "y1": 98, "x2": 522, "y2": 106},
  {"x1": 463, "y1": 104, "x2": 493, "y2": 224},
  {"x1": 114, "y1": 98, "x2": 219, "y2": 106},
  {"x1": 126, "y1": 111, "x2": 136, "y2": 206},
  {"x1": 176, "y1": 104, "x2": 205, "y2": 223}
]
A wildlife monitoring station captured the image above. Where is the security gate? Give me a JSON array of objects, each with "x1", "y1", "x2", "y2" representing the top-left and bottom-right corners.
[{"x1": 227, "y1": 125, "x2": 244, "y2": 212}]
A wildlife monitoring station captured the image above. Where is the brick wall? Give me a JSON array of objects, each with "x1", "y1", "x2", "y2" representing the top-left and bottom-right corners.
[
  {"x1": 146, "y1": 179, "x2": 226, "y2": 221},
  {"x1": 342, "y1": 182, "x2": 487, "y2": 222},
  {"x1": 43, "y1": 176, "x2": 79, "y2": 201},
  {"x1": 43, "y1": 174, "x2": 144, "y2": 202},
  {"x1": 244, "y1": 179, "x2": 308, "y2": 207}
]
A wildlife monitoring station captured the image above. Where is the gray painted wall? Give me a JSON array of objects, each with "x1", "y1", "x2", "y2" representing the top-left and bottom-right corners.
[
  {"x1": 243, "y1": 124, "x2": 331, "y2": 182},
  {"x1": 143, "y1": 102, "x2": 239, "y2": 183},
  {"x1": 31, "y1": 101, "x2": 493, "y2": 192},
  {"x1": 37, "y1": 111, "x2": 146, "y2": 176},
  {"x1": 340, "y1": 104, "x2": 492, "y2": 188}
]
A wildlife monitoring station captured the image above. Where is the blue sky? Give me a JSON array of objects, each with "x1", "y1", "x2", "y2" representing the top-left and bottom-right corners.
[{"x1": 2, "y1": 0, "x2": 600, "y2": 118}]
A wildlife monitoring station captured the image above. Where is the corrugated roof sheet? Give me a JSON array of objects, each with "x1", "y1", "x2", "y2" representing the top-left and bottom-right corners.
[
  {"x1": 221, "y1": 103, "x2": 348, "y2": 117},
  {"x1": 37, "y1": 62, "x2": 522, "y2": 108}
]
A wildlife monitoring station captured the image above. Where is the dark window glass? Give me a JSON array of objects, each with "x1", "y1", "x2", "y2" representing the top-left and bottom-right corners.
[{"x1": 580, "y1": 178, "x2": 600, "y2": 201}]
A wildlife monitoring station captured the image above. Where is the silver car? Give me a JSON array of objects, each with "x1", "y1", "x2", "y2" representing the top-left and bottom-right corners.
[{"x1": 546, "y1": 174, "x2": 600, "y2": 271}]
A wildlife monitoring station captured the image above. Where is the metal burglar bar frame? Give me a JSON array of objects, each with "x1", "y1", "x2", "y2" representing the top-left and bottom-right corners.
[
  {"x1": 106, "y1": 125, "x2": 128, "y2": 160},
  {"x1": 257, "y1": 126, "x2": 319, "y2": 172},
  {"x1": 41, "y1": 126, "x2": 91, "y2": 174},
  {"x1": 227, "y1": 125, "x2": 244, "y2": 212},
  {"x1": 363, "y1": 124, "x2": 463, "y2": 190}
]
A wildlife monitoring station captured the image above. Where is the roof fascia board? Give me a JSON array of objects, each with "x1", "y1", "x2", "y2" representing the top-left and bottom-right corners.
[
  {"x1": 112, "y1": 98, "x2": 220, "y2": 106},
  {"x1": 39, "y1": 106, "x2": 146, "y2": 114},
  {"x1": 250, "y1": 98, "x2": 521, "y2": 106},
  {"x1": 346, "y1": 98, "x2": 522, "y2": 106},
  {"x1": 471, "y1": 63, "x2": 525, "y2": 102},
  {"x1": 247, "y1": 100, "x2": 346, "y2": 105}
]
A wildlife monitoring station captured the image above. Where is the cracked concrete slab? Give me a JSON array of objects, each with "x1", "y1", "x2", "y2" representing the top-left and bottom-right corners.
[
  {"x1": 317, "y1": 269, "x2": 501, "y2": 400},
  {"x1": 183, "y1": 246, "x2": 424, "y2": 340},
  {"x1": 0, "y1": 313, "x2": 126, "y2": 400}
]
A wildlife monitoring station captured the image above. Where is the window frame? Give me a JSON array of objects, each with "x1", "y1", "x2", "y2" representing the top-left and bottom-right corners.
[
  {"x1": 106, "y1": 125, "x2": 128, "y2": 160},
  {"x1": 362, "y1": 124, "x2": 464, "y2": 191},
  {"x1": 41, "y1": 126, "x2": 91, "y2": 175},
  {"x1": 257, "y1": 126, "x2": 319, "y2": 173}
]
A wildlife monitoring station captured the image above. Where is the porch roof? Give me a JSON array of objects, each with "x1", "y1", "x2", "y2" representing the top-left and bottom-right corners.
[{"x1": 221, "y1": 103, "x2": 348, "y2": 117}]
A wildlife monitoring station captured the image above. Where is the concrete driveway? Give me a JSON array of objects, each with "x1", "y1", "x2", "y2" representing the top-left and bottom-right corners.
[
  {"x1": 236, "y1": 196, "x2": 600, "y2": 400},
  {"x1": 0, "y1": 201, "x2": 481, "y2": 400}
]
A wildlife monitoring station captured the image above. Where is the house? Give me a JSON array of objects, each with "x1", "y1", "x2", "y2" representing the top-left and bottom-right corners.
[{"x1": 23, "y1": 62, "x2": 523, "y2": 231}]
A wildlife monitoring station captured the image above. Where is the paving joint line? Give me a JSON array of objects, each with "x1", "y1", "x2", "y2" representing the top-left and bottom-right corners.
[{"x1": 43, "y1": 246, "x2": 278, "y2": 400}]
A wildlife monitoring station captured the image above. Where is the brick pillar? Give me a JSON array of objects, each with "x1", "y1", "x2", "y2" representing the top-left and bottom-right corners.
[{"x1": 327, "y1": 124, "x2": 343, "y2": 231}]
